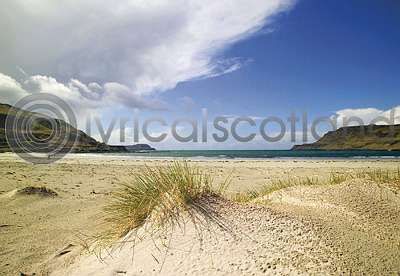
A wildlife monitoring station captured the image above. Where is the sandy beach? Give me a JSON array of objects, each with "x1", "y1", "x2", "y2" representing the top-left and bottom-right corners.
[
  {"x1": 0, "y1": 153, "x2": 399, "y2": 275},
  {"x1": 2, "y1": 0, "x2": 400, "y2": 274}
]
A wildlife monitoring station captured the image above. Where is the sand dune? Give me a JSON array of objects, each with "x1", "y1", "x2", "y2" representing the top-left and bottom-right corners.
[
  {"x1": 51, "y1": 181, "x2": 400, "y2": 275},
  {"x1": 261, "y1": 180, "x2": 400, "y2": 274},
  {"x1": 52, "y1": 197, "x2": 341, "y2": 275},
  {"x1": 0, "y1": 153, "x2": 399, "y2": 275}
]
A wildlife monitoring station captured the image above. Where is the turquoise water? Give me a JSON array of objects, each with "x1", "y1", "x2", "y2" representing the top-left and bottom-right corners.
[{"x1": 100, "y1": 150, "x2": 400, "y2": 159}]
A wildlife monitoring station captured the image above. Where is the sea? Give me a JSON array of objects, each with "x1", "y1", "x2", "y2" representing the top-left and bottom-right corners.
[{"x1": 89, "y1": 150, "x2": 400, "y2": 160}]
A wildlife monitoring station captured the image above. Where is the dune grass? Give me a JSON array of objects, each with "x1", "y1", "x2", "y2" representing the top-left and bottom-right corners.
[
  {"x1": 100, "y1": 161, "x2": 230, "y2": 244},
  {"x1": 232, "y1": 168, "x2": 400, "y2": 203},
  {"x1": 329, "y1": 169, "x2": 400, "y2": 186},
  {"x1": 355, "y1": 168, "x2": 400, "y2": 184},
  {"x1": 231, "y1": 176, "x2": 323, "y2": 203},
  {"x1": 354, "y1": 168, "x2": 400, "y2": 191},
  {"x1": 95, "y1": 164, "x2": 399, "y2": 246}
]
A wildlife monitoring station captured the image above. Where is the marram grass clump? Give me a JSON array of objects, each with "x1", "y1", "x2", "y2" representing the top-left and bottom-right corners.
[
  {"x1": 355, "y1": 168, "x2": 400, "y2": 184},
  {"x1": 232, "y1": 168, "x2": 400, "y2": 203},
  {"x1": 231, "y1": 176, "x2": 322, "y2": 203},
  {"x1": 101, "y1": 161, "x2": 229, "y2": 243}
]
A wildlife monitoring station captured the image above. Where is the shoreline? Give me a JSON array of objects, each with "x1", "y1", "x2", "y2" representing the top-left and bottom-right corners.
[{"x1": 1, "y1": 152, "x2": 400, "y2": 163}]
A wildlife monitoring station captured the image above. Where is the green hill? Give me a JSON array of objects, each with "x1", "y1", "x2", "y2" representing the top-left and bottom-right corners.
[
  {"x1": 0, "y1": 103, "x2": 153, "y2": 153},
  {"x1": 292, "y1": 125, "x2": 400, "y2": 151}
]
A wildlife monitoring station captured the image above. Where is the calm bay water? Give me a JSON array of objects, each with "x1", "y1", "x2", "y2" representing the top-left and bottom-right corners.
[{"x1": 98, "y1": 150, "x2": 400, "y2": 160}]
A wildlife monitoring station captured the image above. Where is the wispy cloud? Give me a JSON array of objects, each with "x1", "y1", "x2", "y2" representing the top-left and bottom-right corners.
[{"x1": 0, "y1": 0, "x2": 295, "y2": 107}]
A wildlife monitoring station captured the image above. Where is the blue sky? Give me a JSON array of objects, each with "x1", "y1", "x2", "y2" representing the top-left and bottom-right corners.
[
  {"x1": 140, "y1": 0, "x2": 400, "y2": 149},
  {"x1": 1, "y1": 0, "x2": 399, "y2": 149},
  {"x1": 168, "y1": 0, "x2": 400, "y2": 114}
]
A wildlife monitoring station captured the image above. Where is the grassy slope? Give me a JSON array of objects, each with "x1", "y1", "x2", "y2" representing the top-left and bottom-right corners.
[
  {"x1": 0, "y1": 103, "x2": 112, "y2": 153},
  {"x1": 292, "y1": 125, "x2": 400, "y2": 151}
]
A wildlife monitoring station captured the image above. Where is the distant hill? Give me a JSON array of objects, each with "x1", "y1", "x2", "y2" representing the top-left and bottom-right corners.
[
  {"x1": 292, "y1": 125, "x2": 400, "y2": 151},
  {"x1": 0, "y1": 103, "x2": 155, "y2": 153},
  {"x1": 125, "y1": 144, "x2": 156, "y2": 152}
]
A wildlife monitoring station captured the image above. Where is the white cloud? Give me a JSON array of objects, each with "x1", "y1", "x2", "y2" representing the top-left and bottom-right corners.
[
  {"x1": 0, "y1": 72, "x2": 165, "y2": 110},
  {"x1": 333, "y1": 106, "x2": 400, "y2": 126},
  {"x1": 0, "y1": 73, "x2": 29, "y2": 105},
  {"x1": 0, "y1": 72, "x2": 167, "y2": 131},
  {"x1": 0, "y1": 0, "x2": 295, "y2": 104}
]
